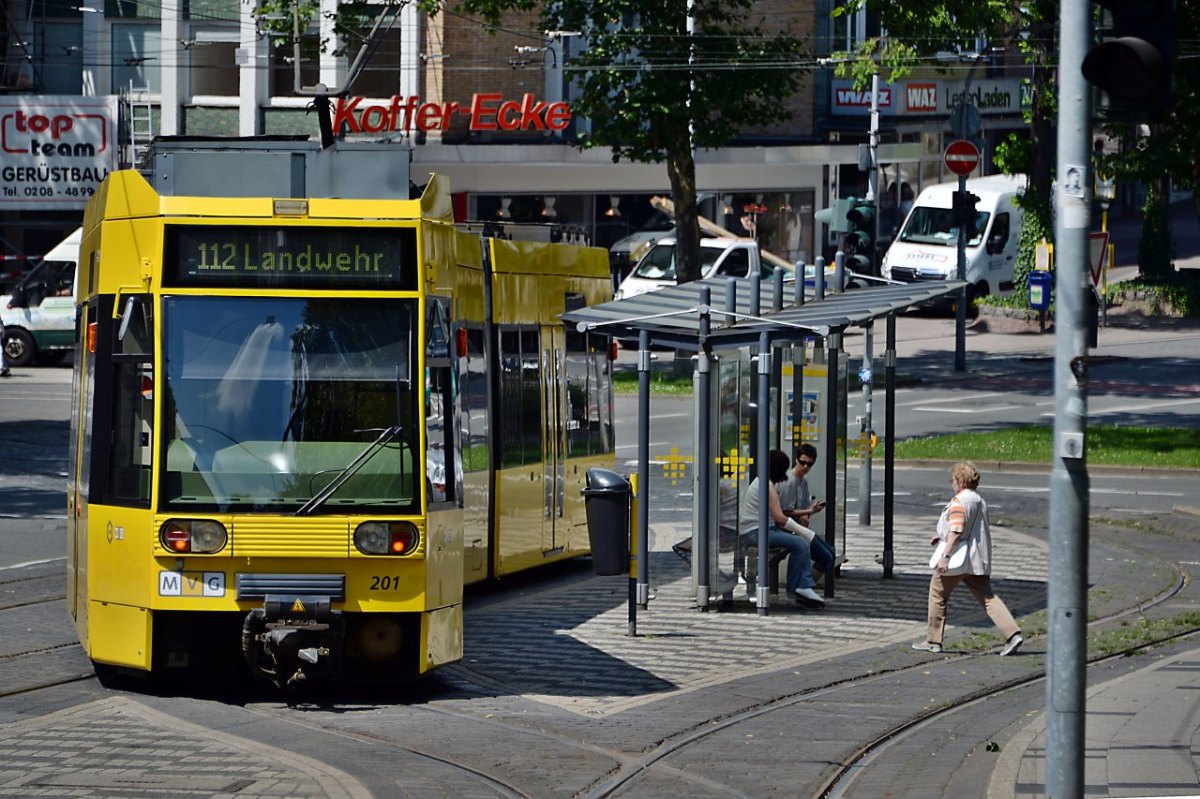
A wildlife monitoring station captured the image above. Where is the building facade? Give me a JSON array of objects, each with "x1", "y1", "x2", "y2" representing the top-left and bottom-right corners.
[{"x1": 2, "y1": 0, "x2": 1028, "y2": 270}]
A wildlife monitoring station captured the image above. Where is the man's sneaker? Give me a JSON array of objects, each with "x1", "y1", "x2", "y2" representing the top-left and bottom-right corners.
[
  {"x1": 794, "y1": 587, "x2": 825, "y2": 609},
  {"x1": 0, "y1": 368, "x2": 9, "y2": 377},
  {"x1": 911, "y1": 641, "x2": 942, "y2": 653},
  {"x1": 999, "y1": 633, "x2": 1024, "y2": 656}
]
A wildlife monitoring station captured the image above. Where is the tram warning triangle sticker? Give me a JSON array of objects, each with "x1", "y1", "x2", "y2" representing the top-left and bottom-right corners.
[{"x1": 291, "y1": 598, "x2": 306, "y2": 613}]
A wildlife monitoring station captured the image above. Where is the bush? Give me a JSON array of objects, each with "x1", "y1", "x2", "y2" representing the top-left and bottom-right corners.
[{"x1": 1106, "y1": 270, "x2": 1200, "y2": 317}]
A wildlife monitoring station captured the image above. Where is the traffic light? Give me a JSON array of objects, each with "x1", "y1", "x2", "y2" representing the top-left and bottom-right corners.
[
  {"x1": 1082, "y1": 0, "x2": 1175, "y2": 119},
  {"x1": 951, "y1": 190, "x2": 980, "y2": 227},
  {"x1": 814, "y1": 199, "x2": 853, "y2": 233},
  {"x1": 844, "y1": 199, "x2": 876, "y2": 273}
]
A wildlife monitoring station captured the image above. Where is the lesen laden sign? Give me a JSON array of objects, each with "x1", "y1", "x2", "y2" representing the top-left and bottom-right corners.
[{"x1": 333, "y1": 93, "x2": 571, "y2": 135}]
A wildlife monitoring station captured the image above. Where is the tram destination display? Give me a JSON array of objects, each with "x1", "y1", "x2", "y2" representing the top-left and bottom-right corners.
[{"x1": 163, "y1": 225, "x2": 418, "y2": 289}]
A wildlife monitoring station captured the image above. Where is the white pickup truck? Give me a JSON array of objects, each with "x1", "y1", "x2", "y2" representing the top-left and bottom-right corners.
[
  {"x1": 614, "y1": 236, "x2": 862, "y2": 301},
  {"x1": 1, "y1": 227, "x2": 79, "y2": 367},
  {"x1": 614, "y1": 237, "x2": 770, "y2": 300}
]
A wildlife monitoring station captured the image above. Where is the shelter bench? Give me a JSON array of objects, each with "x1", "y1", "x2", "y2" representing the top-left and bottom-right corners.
[{"x1": 672, "y1": 535, "x2": 845, "y2": 597}]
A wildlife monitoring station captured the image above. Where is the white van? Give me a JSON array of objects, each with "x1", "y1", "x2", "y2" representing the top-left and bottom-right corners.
[
  {"x1": 1, "y1": 226, "x2": 80, "y2": 366},
  {"x1": 881, "y1": 174, "x2": 1025, "y2": 305},
  {"x1": 614, "y1": 237, "x2": 774, "y2": 300}
]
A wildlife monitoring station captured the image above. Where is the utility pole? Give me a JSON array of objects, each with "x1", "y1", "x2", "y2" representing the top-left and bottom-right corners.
[
  {"x1": 857, "y1": 71, "x2": 879, "y2": 523},
  {"x1": 1046, "y1": 0, "x2": 1091, "y2": 793}
]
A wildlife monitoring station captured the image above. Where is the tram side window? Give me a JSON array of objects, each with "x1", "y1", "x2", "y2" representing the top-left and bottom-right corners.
[
  {"x1": 460, "y1": 327, "x2": 488, "y2": 473},
  {"x1": 107, "y1": 295, "x2": 155, "y2": 505},
  {"x1": 565, "y1": 331, "x2": 614, "y2": 456},
  {"x1": 425, "y1": 297, "x2": 457, "y2": 504},
  {"x1": 497, "y1": 328, "x2": 542, "y2": 468},
  {"x1": 109, "y1": 364, "x2": 154, "y2": 503}
]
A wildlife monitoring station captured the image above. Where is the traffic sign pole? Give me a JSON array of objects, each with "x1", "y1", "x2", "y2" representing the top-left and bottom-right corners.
[{"x1": 943, "y1": 140, "x2": 978, "y2": 373}]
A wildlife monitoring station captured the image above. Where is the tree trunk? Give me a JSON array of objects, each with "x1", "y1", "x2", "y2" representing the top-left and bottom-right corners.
[
  {"x1": 1139, "y1": 175, "x2": 1173, "y2": 280},
  {"x1": 666, "y1": 144, "x2": 702, "y2": 284}
]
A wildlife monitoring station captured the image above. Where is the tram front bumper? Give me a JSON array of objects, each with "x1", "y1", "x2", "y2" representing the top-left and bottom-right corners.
[{"x1": 242, "y1": 594, "x2": 345, "y2": 690}]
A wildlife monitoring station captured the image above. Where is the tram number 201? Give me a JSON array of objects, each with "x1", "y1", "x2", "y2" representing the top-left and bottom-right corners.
[{"x1": 369, "y1": 575, "x2": 402, "y2": 591}]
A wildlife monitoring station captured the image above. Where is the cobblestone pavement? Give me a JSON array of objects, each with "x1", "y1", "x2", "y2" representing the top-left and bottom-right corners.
[
  {"x1": 0, "y1": 697, "x2": 371, "y2": 799},
  {"x1": 450, "y1": 513, "x2": 1049, "y2": 717}
]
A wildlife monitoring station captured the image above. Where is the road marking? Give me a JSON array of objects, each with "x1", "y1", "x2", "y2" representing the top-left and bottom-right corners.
[
  {"x1": 912, "y1": 405, "x2": 1022, "y2": 413},
  {"x1": 898, "y1": 391, "x2": 1006, "y2": 407},
  {"x1": 0, "y1": 556, "x2": 66, "y2": 572},
  {"x1": 617, "y1": 443, "x2": 685, "y2": 451},
  {"x1": 1091, "y1": 397, "x2": 1200, "y2": 415}
]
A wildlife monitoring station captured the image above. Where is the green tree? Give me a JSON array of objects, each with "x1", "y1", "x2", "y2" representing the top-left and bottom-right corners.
[
  {"x1": 459, "y1": 0, "x2": 804, "y2": 283},
  {"x1": 834, "y1": 0, "x2": 1056, "y2": 306}
]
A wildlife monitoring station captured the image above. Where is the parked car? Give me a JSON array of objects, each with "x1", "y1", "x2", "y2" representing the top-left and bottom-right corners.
[
  {"x1": 614, "y1": 237, "x2": 776, "y2": 300},
  {"x1": 1, "y1": 227, "x2": 79, "y2": 367}
]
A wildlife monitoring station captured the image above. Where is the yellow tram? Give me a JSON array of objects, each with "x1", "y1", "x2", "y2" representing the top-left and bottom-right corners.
[{"x1": 66, "y1": 141, "x2": 614, "y2": 687}]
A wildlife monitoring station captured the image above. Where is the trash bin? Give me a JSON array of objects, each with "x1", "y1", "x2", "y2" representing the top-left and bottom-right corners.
[
  {"x1": 582, "y1": 468, "x2": 631, "y2": 576},
  {"x1": 1028, "y1": 269, "x2": 1053, "y2": 311}
]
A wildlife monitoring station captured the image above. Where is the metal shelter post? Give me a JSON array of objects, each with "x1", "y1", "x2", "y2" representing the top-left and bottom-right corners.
[
  {"x1": 636, "y1": 329, "x2": 652, "y2": 614},
  {"x1": 755, "y1": 331, "x2": 771, "y2": 616},
  {"x1": 858, "y1": 321, "x2": 873, "y2": 525},
  {"x1": 883, "y1": 313, "x2": 896, "y2": 578},
  {"x1": 823, "y1": 331, "x2": 840, "y2": 598},
  {"x1": 696, "y1": 288, "x2": 712, "y2": 610}
]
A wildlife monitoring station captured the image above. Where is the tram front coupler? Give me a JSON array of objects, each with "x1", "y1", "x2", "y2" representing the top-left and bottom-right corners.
[{"x1": 242, "y1": 594, "x2": 345, "y2": 690}]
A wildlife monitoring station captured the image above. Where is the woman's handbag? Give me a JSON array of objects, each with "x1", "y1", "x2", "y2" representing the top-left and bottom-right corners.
[{"x1": 929, "y1": 539, "x2": 970, "y2": 575}]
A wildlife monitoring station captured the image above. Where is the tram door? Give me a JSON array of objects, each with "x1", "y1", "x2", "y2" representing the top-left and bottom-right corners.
[{"x1": 541, "y1": 325, "x2": 567, "y2": 554}]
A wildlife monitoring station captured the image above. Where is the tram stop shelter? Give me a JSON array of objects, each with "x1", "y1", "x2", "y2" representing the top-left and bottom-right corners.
[{"x1": 562, "y1": 272, "x2": 965, "y2": 622}]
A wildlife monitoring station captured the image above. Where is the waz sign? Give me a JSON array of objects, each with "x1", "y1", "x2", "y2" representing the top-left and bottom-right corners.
[{"x1": 333, "y1": 93, "x2": 572, "y2": 135}]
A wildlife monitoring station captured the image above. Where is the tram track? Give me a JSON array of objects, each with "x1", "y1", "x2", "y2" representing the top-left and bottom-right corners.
[
  {"x1": 566, "y1": 565, "x2": 1194, "y2": 798},
  {"x1": 232, "y1": 563, "x2": 1194, "y2": 799}
]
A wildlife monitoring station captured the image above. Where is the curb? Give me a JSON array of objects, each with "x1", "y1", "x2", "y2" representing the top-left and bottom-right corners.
[{"x1": 883, "y1": 459, "x2": 1200, "y2": 477}]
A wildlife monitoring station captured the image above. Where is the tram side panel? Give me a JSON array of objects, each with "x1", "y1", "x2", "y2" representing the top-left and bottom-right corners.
[
  {"x1": 419, "y1": 218, "x2": 467, "y2": 670},
  {"x1": 486, "y1": 239, "x2": 613, "y2": 578}
]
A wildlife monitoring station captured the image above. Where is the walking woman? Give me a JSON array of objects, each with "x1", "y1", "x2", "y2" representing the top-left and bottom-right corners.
[{"x1": 911, "y1": 462, "x2": 1023, "y2": 656}]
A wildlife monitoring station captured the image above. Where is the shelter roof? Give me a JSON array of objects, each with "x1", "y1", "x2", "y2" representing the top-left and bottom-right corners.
[{"x1": 563, "y1": 276, "x2": 969, "y2": 350}]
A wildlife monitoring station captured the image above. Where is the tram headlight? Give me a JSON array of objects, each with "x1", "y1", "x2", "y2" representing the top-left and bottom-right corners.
[
  {"x1": 160, "y1": 519, "x2": 228, "y2": 554},
  {"x1": 354, "y1": 521, "x2": 419, "y2": 556}
]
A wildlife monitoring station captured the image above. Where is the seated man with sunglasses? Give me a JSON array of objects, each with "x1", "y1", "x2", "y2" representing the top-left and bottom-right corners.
[{"x1": 777, "y1": 444, "x2": 837, "y2": 584}]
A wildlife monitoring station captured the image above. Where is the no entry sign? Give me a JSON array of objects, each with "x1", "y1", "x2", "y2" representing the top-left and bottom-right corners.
[{"x1": 944, "y1": 140, "x2": 980, "y2": 176}]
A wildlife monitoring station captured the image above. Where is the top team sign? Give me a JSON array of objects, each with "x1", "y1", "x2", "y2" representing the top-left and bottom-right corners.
[
  {"x1": 333, "y1": 93, "x2": 572, "y2": 134},
  {"x1": 0, "y1": 96, "x2": 119, "y2": 210}
]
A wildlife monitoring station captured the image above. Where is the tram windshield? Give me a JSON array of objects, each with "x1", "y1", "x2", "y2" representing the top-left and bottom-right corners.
[{"x1": 161, "y1": 296, "x2": 420, "y2": 514}]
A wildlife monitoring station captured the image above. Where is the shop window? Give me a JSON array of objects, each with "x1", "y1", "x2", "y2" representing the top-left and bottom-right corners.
[
  {"x1": 112, "y1": 23, "x2": 161, "y2": 93},
  {"x1": 270, "y1": 38, "x2": 318, "y2": 97},
  {"x1": 350, "y1": 24, "x2": 402, "y2": 98},
  {"x1": 188, "y1": 32, "x2": 238, "y2": 96}
]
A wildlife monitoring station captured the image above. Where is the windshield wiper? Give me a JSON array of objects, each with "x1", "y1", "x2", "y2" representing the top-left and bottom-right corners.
[{"x1": 295, "y1": 425, "x2": 402, "y2": 516}]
